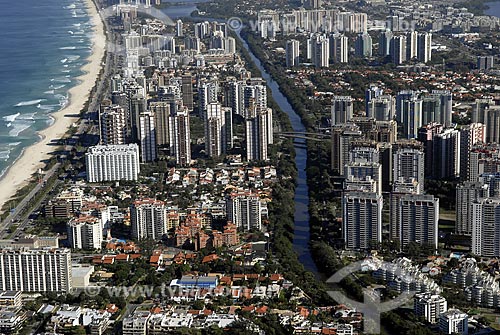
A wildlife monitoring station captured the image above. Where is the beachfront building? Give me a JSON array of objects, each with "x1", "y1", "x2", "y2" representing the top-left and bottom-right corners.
[
  {"x1": 0, "y1": 248, "x2": 72, "y2": 292},
  {"x1": 85, "y1": 144, "x2": 140, "y2": 183}
]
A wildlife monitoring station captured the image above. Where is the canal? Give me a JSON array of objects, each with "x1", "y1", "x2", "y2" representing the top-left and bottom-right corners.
[{"x1": 234, "y1": 30, "x2": 319, "y2": 276}]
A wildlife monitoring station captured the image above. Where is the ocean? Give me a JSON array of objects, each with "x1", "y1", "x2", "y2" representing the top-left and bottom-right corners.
[
  {"x1": 0, "y1": 0, "x2": 94, "y2": 176},
  {"x1": 485, "y1": 1, "x2": 500, "y2": 17}
]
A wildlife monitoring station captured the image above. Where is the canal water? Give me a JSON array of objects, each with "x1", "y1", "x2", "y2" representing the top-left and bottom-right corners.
[{"x1": 233, "y1": 30, "x2": 319, "y2": 276}]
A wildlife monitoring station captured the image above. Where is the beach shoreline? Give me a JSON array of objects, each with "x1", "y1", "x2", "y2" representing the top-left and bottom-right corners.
[{"x1": 0, "y1": 0, "x2": 106, "y2": 210}]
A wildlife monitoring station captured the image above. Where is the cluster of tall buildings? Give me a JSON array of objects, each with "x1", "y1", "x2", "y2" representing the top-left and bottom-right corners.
[
  {"x1": 120, "y1": 15, "x2": 235, "y2": 71},
  {"x1": 200, "y1": 77, "x2": 274, "y2": 161},
  {"x1": 336, "y1": 86, "x2": 500, "y2": 257},
  {"x1": 304, "y1": 33, "x2": 350, "y2": 67},
  {"x1": 379, "y1": 30, "x2": 432, "y2": 64},
  {"x1": 340, "y1": 137, "x2": 439, "y2": 250},
  {"x1": 257, "y1": 9, "x2": 367, "y2": 38},
  {"x1": 99, "y1": 74, "x2": 194, "y2": 167},
  {"x1": 285, "y1": 30, "x2": 431, "y2": 68},
  {"x1": 98, "y1": 74, "x2": 274, "y2": 167},
  {"x1": 86, "y1": 17, "x2": 276, "y2": 182},
  {"x1": 333, "y1": 86, "x2": 452, "y2": 140},
  {"x1": 451, "y1": 98, "x2": 500, "y2": 257},
  {"x1": 335, "y1": 86, "x2": 441, "y2": 250},
  {"x1": 129, "y1": 191, "x2": 267, "y2": 242}
]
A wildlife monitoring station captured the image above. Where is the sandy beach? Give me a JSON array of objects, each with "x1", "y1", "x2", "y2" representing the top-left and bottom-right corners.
[{"x1": 0, "y1": 0, "x2": 106, "y2": 210}]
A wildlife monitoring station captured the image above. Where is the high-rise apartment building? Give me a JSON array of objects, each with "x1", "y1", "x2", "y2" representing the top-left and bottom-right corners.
[
  {"x1": 406, "y1": 31, "x2": 418, "y2": 60},
  {"x1": 312, "y1": 35, "x2": 330, "y2": 67},
  {"x1": 332, "y1": 34, "x2": 349, "y2": 63},
  {"x1": 226, "y1": 192, "x2": 263, "y2": 231},
  {"x1": 398, "y1": 194, "x2": 439, "y2": 249},
  {"x1": 331, "y1": 123, "x2": 363, "y2": 175},
  {"x1": 131, "y1": 199, "x2": 167, "y2": 240},
  {"x1": 456, "y1": 182, "x2": 489, "y2": 235},
  {"x1": 390, "y1": 35, "x2": 407, "y2": 65},
  {"x1": 0, "y1": 248, "x2": 72, "y2": 292},
  {"x1": 246, "y1": 108, "x2": 273, "y2": 161},
  {"x1": 390, "y1": 178, "x2": 421, "y2": 241},
  {"x1": 169, "y1": 108, "x2": 191, "y2": 166},
  {"x1": 417, "y1": 122, "x2": 443, "y2": 177},
  {"x1": 396, "y1": 91, "x2": 423, "y2": 139},
  {"x1": 150, "y1": 101, "x2": 172, "y2": 148},
  {"x1": 459, "y1": 123, "x2": 486, "y2": 181},
  {"x1": 99, "y1": 105, "x2": 127, "y2": 145},
  {"x1": 286, "y1": 39, "x2": 300, "y2": 67},
  {"x1": 331, "y1": 96, "x2": 354, "y2": 125},
  {"x1": 472, "y1": 198, "x2": 500, "y2": 257},
  {"x1": 367, "y1": 95, "x2": 395, "y2": 121},
  {"x1": 198, "y1": 81, "x2": 219, "y2": 115},
  {"x1": 67, "y1": 216, "x2": 103, "y2": 250},
  {"x1": 355, "y1": 32, "x2": 372, "y2": 57},
  {"x1": 342, "y1": 191, "x2": 383, "y2": 250},
  {"x1": 139, "y1": 111, "x2": 157, "y2": 162},
  {"x1": 379, "y1": 30, "x2": 393, "y2": 56},
  {"x1": 422, "y1": 90, "x2": 452, "y2": 127},
  {"x1": 181, "y1": 74, "x2": 194, "y2": 111},
  {"x1": 204, "y1": 103, "x2": 226, "y2": 158},
  {"x1": 433, "y1": 128, "x2": 460, "y2": 179},
  {"x1": 392, "y1": 141, "x2": 425, "y2": 193},
  {"x1": 417, "y1": 32, "x2": 432, "y2": 63}
]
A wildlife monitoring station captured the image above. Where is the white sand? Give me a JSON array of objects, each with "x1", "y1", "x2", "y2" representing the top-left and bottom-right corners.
[{"x1": 0, "y1": 0, "x2": 106, "y2": 210}]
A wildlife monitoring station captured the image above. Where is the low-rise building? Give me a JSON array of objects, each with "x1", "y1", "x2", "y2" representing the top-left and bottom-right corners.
[
  {"x1": 170, "y1": 275, "x2": 219, "y2": 289},
  {"x1": 71, "y1": 265, "x2": 95, "y2": 288},
  {"x1": 414, "y1": 292, "x2": 447, "y2": 323},
  {"x1": 122, "y1": 310, "x2": 151, "y2": 335},
  {"x1": 0, "y1": 307, "x2": 25, "y2": 334},
  {"x1": 439, "y1": 309, "x2": 468, "y2": 335},
  {"x1": 0, "y1": 291, "x2": 21, "y2": 308}
]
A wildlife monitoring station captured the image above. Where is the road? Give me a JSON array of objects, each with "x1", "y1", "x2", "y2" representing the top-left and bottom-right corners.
[{"x1": 0, "y1": 163, "x2": 61, "y2": 238}]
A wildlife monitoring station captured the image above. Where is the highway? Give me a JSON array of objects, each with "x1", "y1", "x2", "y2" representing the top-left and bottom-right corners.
[{"x1": 0, "y1": 163, "x2": 61, "y2": 238}]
